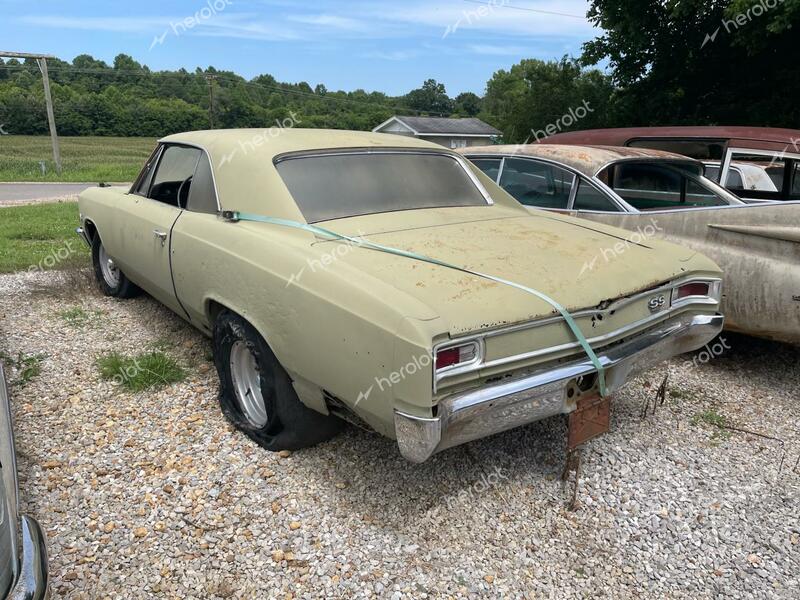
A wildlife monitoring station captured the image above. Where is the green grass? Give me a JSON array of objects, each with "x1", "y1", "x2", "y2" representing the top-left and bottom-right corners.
[
  {"x1": 0, "y1": 352, "x2": 46, "y2": 388},
  {"x1": 691, "y1": 408, "x2": 733, "y2": 441},
  {"x1": 0, "y1": 135, "x2": 155, "y2": 182},
  {"x1": 59, "y1": 306, "x2": 104, "y2": 328},
  {"x1": 0, "y1": 201, "x2": 89, "y2": 273},
  {"x1": 96, "y1": 351, "x2": 186, "y2": 392}
]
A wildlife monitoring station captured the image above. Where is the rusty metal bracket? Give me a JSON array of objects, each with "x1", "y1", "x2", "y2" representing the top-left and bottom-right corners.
[{"x1": 568, "y1": 395, "x2": 611, "y2": 451}]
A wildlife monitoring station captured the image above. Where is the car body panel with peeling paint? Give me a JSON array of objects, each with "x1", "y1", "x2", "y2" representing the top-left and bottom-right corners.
[
  {"x1": 78, "y1": 130, "x2": 723, "y2": 462},
  {"x1": 460, "y1": 144, "x2": 800, "y2": 344}
]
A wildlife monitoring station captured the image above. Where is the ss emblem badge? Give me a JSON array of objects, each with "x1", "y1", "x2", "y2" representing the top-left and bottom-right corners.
[{"x1": 648, "y1": 294, "x2": 667, "y2": 313}]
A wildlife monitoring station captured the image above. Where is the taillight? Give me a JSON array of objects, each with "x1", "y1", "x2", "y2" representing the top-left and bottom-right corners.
[
  {"x1": 435, "y1": 342, "x2": 479, "y2": 370},
  {"x1": 674, "y1": 282, "x2": 710, "y2": 300}
]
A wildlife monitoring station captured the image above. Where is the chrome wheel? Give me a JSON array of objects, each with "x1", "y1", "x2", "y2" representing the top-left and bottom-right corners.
[
  {"x1": 98, "y1": 243, "x2": 120, "y2": 288},
  {"x1": 229, "y1": 341, "x2": 269, "y2": 428}
]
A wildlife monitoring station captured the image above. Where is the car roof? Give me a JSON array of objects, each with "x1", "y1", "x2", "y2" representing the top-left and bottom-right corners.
[
  {"x1": 539, "y1": 126, "x2": 800, "y2": 149},
  {"x1": 160, "y1": 128, "x2": 444, "y2": 158},
  {"x1": 459, "y1": 144, "x2": 698, "y2": 177}
]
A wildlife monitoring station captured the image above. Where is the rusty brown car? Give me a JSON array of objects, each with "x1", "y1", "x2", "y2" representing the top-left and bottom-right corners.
[{"x1": 539, "y1": 126, "x2": 800, "y2": 203}]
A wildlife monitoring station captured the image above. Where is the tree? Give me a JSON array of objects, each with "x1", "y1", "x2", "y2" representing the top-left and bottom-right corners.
[
  {"x1": 404, "y1": 79, "x2": 453, "y2": 115},
  {"x1": 483, "y1": 57, "x2": 615, "y2": 143},
  {"x1": 454, "y1": 92, "x2": 482, "y2": 117},
  {"x1": 582, "y1": 0, "x2": 800, "y2": 126}
]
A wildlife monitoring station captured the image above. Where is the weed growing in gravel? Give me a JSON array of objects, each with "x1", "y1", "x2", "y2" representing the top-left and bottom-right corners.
[
  {"x1": 0, "y1": 351, "x2": 46, "y2": 387},
  {"x1": 692, "y1": 409, "x2": 733, "y2": 441},
  {"x1": 59, "y1": 306, "x2": 103, "y2": 328},
  {"x1": 96, "y1": 351, "x2": 185, "y2": 392}
]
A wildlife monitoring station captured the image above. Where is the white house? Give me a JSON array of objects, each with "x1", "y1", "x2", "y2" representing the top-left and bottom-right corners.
[{"x1": 372, "y1": 116, "x2": 501, "y2": 149}]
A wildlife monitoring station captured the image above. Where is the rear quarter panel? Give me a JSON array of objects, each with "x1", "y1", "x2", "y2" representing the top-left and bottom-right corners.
[{"x1": 170, "y1": 212, "x2": 445, "y2": 435}]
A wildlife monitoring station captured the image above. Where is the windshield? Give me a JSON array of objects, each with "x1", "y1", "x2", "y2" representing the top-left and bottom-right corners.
[{"x1": 275, "y1": 151, "x2": 490, "y2": 223}]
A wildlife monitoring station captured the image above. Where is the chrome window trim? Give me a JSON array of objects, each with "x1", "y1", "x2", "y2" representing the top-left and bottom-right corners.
[
  {"x1": 130, "y1": 144, "x2": 164, "y2": 198},
  {"x1": 274, "y1": 148, "x2": 495, "y2": 206},
  {"x1": 432, "y1": 275, "x2": 722, "y2": 391},
  {"x1": 720, "y1": 147, "x2": 800, "y2": 197}
]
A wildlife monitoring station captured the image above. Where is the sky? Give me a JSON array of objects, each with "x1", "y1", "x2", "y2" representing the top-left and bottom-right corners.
[{"x1": 0, "y1": 0, "x2": 599, "y2": 96}]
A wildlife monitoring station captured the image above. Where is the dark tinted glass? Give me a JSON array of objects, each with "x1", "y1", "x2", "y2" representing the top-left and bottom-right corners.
[
  {"x1": 498, "y1": 158, "x2": 574, "y2": 209},
  {"x1": 573, "y1": 180, "x2": 620, "y2": 212},
  {"x1": 612, "y1": 163, "x2": 727, "y2": 210},
  {"x1": 627, "y1": 139, "x2": 726, "y2": 160},
  {"x1": 276, "y1": 152, "x2": 488, "y2": 223},
  {"x1": 470, "y1": 158, "x2": 502, "y2": 182},
  {"x1": 186, "y1": 153, "x2": 219, "y2": 214}
]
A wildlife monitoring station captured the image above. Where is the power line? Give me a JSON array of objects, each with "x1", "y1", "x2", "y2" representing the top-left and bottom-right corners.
[{"x1": 460, "y1": 0, "x2": 586, "y2": 19}]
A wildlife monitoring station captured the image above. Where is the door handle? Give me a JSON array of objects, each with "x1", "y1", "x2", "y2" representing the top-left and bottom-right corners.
[{"x1": 153, "y1": 230, "x2": 167, "y2": 246}]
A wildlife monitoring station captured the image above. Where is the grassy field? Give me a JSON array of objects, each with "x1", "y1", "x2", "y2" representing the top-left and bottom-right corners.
[
  {"x1": 0, "y1": 202, "x2": 89, "y2": 273},
  {"x1": 0, "y1": 136, "x2": 154, "y2": 182}
]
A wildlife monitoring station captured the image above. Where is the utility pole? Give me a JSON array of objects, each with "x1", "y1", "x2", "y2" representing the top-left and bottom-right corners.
[
  {"x1": 205, "y1": 73, "x2": 217, "y2": 129},
  {"x1": 1, "y1": 51, "x2": 62, "y2": 174}
]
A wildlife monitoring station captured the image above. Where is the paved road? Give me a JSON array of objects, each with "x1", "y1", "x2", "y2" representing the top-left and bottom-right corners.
[{"x1": 0, "y1": 183, "x2": 128, "y2": 205}]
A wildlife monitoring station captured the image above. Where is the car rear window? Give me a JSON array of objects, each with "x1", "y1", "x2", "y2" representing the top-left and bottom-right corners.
[{"x1": 275, "y1": 152, "x2": 489, "y2": 223}]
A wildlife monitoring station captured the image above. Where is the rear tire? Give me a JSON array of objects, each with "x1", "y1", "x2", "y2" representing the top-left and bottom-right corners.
[
  {"x1": 91, "y1": 235, "x2": 141, "y2": 298},
  {"x1": 213, "y1": 311, "x2": 343, "y2": 452}
]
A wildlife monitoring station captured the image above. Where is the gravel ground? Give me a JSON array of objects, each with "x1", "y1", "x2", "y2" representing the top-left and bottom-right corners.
[{"x1": 1, "y1": 269, "x2": 798, "y2": 599}]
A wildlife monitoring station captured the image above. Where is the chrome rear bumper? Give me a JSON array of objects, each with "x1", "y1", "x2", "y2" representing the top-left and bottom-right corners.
[{"x1": 394, "y1": 312, "x2": 724, "y2": 463}]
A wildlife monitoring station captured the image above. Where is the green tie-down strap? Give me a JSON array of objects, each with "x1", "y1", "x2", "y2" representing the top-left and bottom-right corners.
[{"x1": 230, "y1": 211, "x2": 608, "y2": 398}]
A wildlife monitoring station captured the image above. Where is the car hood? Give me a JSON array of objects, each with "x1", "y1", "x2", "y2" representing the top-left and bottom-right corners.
[{"x1": 313, "y1": 209, "x2": 719, "y2": 335}]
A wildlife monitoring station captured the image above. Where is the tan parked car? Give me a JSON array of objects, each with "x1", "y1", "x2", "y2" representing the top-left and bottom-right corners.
[
  {"x1": 460, "y1": 144, "x2": 800, "y2": 344},
  {"x1": 78, "y1": 130, "x2": 724, "y2": 462}
]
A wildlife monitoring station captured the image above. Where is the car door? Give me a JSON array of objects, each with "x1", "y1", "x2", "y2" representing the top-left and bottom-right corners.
[{"x1": 114, "y1": 144, "x2": 201, "y2": 315}]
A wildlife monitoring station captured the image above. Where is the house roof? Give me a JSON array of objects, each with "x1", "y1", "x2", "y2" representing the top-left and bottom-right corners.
[{"x1": 375, "y1": 116, "x2": 501, "y2": 137}]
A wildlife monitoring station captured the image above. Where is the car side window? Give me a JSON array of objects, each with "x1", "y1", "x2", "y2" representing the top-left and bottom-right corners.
[
  {"x1": 132, "y1": 146, "x2": 162, "y2": 196},
  {"x1": 148, "y1": 145, "x2": 202, "y2": 208},
  {"x1": 793, "y1": 163, "x2": 800, "y2": 195},
  {"x1": 470, "y1": 158, "x2": 502, "y2": 182},
  {"x1": 573, "y1": 179, "x2": 621, "y2": 212},
  {"x1": 186, "y1": 153, "x2": 219, "y2": 214},
  {"x1": 498, "y1": 158, "x2": 574, "y2": 209},
  {"x1": 610, "y1": 163, "x2": 726, "y2": 209}
]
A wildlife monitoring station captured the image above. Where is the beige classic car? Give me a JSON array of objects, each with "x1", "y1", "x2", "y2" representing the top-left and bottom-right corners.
[
  {"x1": 78, "y1": 130, "x2": 724, "y2": 462},
  {"x1": 460, "y1": 144, "x2": 800, "y2": 344}
]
